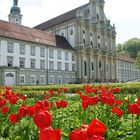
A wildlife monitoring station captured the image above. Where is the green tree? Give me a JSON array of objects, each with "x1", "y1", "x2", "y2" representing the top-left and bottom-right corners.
[
  {"x1": 123, "y1": 38, "x2": 140, "y2": 59},
  {"x1": 116, "y1": 43, "x2": 123, "y2": 54},
  {"x1": 135, "y1": 51, "x2": 140, "y2": 68}
]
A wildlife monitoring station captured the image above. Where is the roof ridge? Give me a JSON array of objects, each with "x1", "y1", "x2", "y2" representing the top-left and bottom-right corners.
[{"x1": 34, "y1": 3, "x2": 88, "y2": 30}]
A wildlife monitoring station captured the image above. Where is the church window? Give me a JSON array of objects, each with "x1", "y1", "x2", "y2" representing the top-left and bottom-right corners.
[
  {"x1": 91, "y1": 41, "x2": 93, "y2": 47},
  {"x1": 20, "y1": 75, "x2": 25, "y2": 84},
  {"x1": 57, "y1": 51, "x2": 62, "y2": 59},
  {"x1": 40, "y1": 48, "x2": 45, "y2": 57},
  {"x1": 65, "y1": 76, "x2": 69, "y2": 84},
  {"x1": 72, "y1": 54, "x2": 75, "y2": 61},
  {"x1": 92, "y1": 62, "x2": 94, "y2": 71},
  {"x1": 83, "y1": 39, "x2": 85, "y2": 45},
  {"x1": 98, "y1": 36, "x2": 100, "y2": 39},
  {"x1": 49, "y1": 61, "x2": 54, "y2": 70},
  {"x1": 58, "y1": 76, "x2": 62, "y2": 84},
  {"x1": 72, "y1": 64, "x2": 75, "y2": 71},
  {"x1": 99, "y1": 61, "x2": 102, "y2": 69},
  {"x1": 7, "y1": 42, "x2": 14, "y2": 53},
  {"x1": 49, "y1": 76, "x2": 54, "y2": 84},
  {"x1": 19, "y1": 58, "x2": 25, "y2": 68},
  {"x1": 84, "y1": 61, "x2": 87, "y2": 76},
  {"x1": 65, "y1": 52, "x2": 69, "y2": 60},
  {"x1": 7, "y1": 56, "x2": 13, "y2": 67},
  {"x1": 30, "y1": 46, "x2": 36, "y2": 56},
  {"x1": 83, "y1": 30, "x2": 85, "y2": 34},
  {"x1": 70, "y1": 29, "x2": 73, "y2": 35},
  {"x1": 106, "y1": 65, "x2": 108, "y2": 72},
  {"x1": 30, "y1": 75, "x2": 36, "y2": 84},
  {"x1": 87, "y1": 8, "x2": 89, "y2": 13},
  {"x1": 90, "y1": 32, "x2": 92, "y2": 36},
  {"x1": 57, "y1": 62, "x2": 62, "y2": 70},
  {"x1": 20, "y1": 44, "x2": 25, "y2": 54},
  {"x1": 49, "y1": 49, "x2": 54, "y2": 58},
  {"x1": 98, "y1": 43, "x2": 100, "y2": 48},
  {"x1": 40, "y1": 75, "x2": 45, "y2": 84},
  {"x1": 65, "y1": 63, "x2": 69, "y2": 71},
  {"x1": 97, "y1": 14, "x2": 99, "y2": 21},
  {"x1": 40, "y1": 60, "x2": 45, "y2": 69},
  {"x1": 30, "y1": 59, "x2": 36, "y2": 68}
]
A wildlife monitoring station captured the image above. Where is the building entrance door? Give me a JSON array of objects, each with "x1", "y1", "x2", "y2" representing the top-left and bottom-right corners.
[{"x1": 5, "y1": 72, "x2": 15, "y2": 85}]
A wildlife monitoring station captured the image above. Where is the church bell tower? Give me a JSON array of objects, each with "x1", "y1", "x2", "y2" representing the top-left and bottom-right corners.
[{"x1": 8, "y1": 0, "x2": 22, "y2": 25}]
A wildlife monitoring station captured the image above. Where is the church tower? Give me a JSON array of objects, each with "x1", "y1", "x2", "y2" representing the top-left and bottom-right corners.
[{"x1": 8, "y1": 0, "x2": 22, "y2": 25}]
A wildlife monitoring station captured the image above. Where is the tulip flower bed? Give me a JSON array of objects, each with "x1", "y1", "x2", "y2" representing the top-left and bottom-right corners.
[
  {"x1": 3, "y1": 82, "x2": 140, "y2": 97},
  {"x1": 0, "y1": 84, "x2": 140, "y2": 140}
]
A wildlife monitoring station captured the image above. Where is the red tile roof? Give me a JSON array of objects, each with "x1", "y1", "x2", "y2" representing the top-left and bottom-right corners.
[
  {"x1": 116, "y1": 55, "x2": 134, "y2": 63},
  {"x1": 0, "y1": 19, "x2": 74, "y2": 50}
]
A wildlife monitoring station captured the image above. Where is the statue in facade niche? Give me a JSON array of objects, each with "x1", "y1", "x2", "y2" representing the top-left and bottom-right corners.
[{"x1": 14, "y1": 0, "x2": 18, "y2": 6}]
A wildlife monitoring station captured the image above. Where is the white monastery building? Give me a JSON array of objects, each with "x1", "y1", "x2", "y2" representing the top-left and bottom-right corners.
[
  {"x1": 0, "y1": 0, "x2": 117, "y2": 85},
  {"x1": 116, "y1": 55, "x2": 140, "y2": 82}
]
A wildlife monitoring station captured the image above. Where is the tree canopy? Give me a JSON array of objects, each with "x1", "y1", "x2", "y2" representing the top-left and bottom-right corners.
[
  {"x1": 135, "y1": 51, "x2": 140, "y2": 68},
  {"x1": 116, "y1": 38, "x2": 140, "y2": 59}
]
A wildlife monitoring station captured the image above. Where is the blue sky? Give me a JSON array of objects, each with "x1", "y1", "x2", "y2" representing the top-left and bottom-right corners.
[{"x1": 0, "y1": 0, "x2": 140, "y2": 44}]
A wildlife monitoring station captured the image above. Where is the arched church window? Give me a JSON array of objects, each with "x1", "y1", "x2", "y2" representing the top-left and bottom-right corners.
[
  {"x1": 83, "y1": 39, "x2": 85, "y2": 45},
  {"x1": 70, "y1": 29, "x2": 73, "y2": 35},
  {"x1": 91, "y1": 41, "x2": 93, "y2": 47},
  {"x1": 87, "y1": 8, "x2": 89, "y2": 13},
  {"x1": 90, "y1": 32, "x2": 92, "y2": 36},
  {"x1": 92, "y1": 62, "x2": 94, "y2": 71},
  {"x1": 99, "y1": 61, "x2": 102, "y2": 69},
  {"x1": 6, "y1": 73, "x2": 14, "y2": 77},
  {"x1": 83, "y1": 30, "x2": 85, "y2": 34},
  {"x1": 98, "y1": 43, "x2": 100, "y2": 49},
  {"x1": 97, "y1": 14, "x2": 99, "y2": 21}
]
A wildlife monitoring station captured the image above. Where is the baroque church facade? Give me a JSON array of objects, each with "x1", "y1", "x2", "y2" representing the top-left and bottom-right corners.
[
  {"x1": 35, "y1": 0, "x2": 116, "y2": 83},
  {"x1": 0, "y1": 0, "x2": 116, "y2": 85}
]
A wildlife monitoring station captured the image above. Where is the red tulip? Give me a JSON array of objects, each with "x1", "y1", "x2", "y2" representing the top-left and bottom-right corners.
[
  {"x1": 0, "y1": 99, "x2": 6, "y2": 107},
  {"x1": 89, "y1": 135, "x2": 105, "y2": 140},
  {"x1": 100, "y1": 96, "x2": 108, "y2": 104},
  {"x1": 107, "y1": 97, "x2": 115, "y2": 106},
  {"x1": 34, "y1": 109, "x2": 52, "y2": 129},
  {"x1": 54, "y1": 128, "x2": 62, "y2": 140},
  {"x1": 88, "y1": 119, "x2": 106, "y2": 137},
  {"x1": 40, "y1": 127, "x2": 61, "y2": 140},
  {"x1": 1, "y1": 106, "x2": 9, "y2": 114},
  {"x1": 60, "y1": 100, "x2": 68, "y2": 108},
  {"x1": 115, "y1": 99, "x2": 122, "y2": 106},
  {"x1": 9, "y1": 96, "x2": 18, "y2": 104},
  {"x1": 137, "y1": 106, "x2": 140, "y2": 116},
  {"x1": 111, "y1": 106, "x2": 123, "y2": 117},
  {"x1": 82, "y1": 100, "x2": 88, "y2": 109},
  {"x1": 88, "y1": 96, "x2": 98, "y2": 105},
  {"x1": 69, "y1": 129, "x2": 88, "y2": 140},
  {"x1": 116, "y1": 109, "x2": 123, "y2": 117},
  {"x1": 9, "y1": 114, "x2": 19, "y2": 123},
  {"x1": 128, "y1": 104, "x2": 137, "y2": 114},
  {"x1": 44, "y1": 100, "x2": 50, "y2": 107},
  {"x1": 21, "y1": 95, "x2": 27, "y2": 101},
  {"x1": 27, "y1": 106, "x2": 35, "y2": 116},
  {"x1": 18, "y1": 105, "x2": 27, "y2": 117},
  {"x1": 115, "y1": 87, "x2": 120, "y2": 93}
]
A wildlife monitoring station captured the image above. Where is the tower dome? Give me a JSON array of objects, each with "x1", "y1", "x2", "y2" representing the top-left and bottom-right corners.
[
  {"x1": 10, "y1": 6, "x2": 21, "y2": 14},
  {"x1": 8, "y1": 0, "x2": 22, "y2": 25}
]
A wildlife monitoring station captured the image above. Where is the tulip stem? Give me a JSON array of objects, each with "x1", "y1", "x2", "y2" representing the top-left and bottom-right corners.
[{"x1": 132, "y1": 114, "x2": 134, "y2": 134}]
